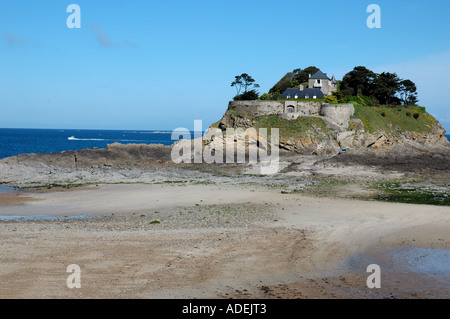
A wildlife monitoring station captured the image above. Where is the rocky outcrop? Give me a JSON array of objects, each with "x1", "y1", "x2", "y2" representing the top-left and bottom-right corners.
[
  {"x1": 335, "y1": 121, "x2": 449, "y2": 152},
  {"x1": 277, "y1": 136, "x2": 340, "y2": 155},
  {"x1": 0, "y1": 143, "x2": 173, "y2": 169},
  {"x1": 218, "y1": 112, "x2": 256, "y2": 130},
  {"x1": 214, "y1": 105, "x2": 449, "y2": 156}
]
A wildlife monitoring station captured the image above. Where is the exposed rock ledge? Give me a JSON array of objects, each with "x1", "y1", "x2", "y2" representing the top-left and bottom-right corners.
[
  {"x1": 0, "y1": 120, "x2": 448, "y2": 174},
  {"x1": 0, "y1": 143, "x2": 173, "y2": 169},
  {"x1": 214, "y1": 108, "x2": 449, "y2": 156}
]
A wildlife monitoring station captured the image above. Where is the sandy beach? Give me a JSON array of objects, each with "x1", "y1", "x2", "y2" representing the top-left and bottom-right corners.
[{"x1": 0, "y1": 181, "x2": 448, "y2": 299}]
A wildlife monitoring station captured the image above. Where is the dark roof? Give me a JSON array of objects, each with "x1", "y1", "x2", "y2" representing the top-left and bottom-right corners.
[
  {"x1": 309, "y1": 70, "x2": 330, "y2": 80},
  {"x1": 278, "y1": 88, "x2": 325, "y2": 99}
]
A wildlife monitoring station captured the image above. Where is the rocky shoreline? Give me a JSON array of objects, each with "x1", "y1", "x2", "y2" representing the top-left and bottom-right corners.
[{"x1": 0, "y1": 136, "x2": 448, "y2": 188}]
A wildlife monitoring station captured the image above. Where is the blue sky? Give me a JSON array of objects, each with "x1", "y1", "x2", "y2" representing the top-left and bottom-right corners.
[{"x1": 1, "y1": 0, "x2": 450, "y2": 131}]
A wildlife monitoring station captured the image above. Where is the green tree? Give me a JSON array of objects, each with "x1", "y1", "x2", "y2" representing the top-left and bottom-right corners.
[
  {"x1": 407, "y1": 95, "x2": 419, "y2": 106},
  {"x1": 259, "y1": 93, "x2": 271, "y2": 100},
  {"x1": 372, "y1": 72, "x2": 402, "y2": 105},
  {"x1": 231, "y1": 73, "x2": 260, "y2": 96},
  {"x1": 399, "y1": 79, "x2": 418, "y2": 105},
  {"x1": 269, "y1": 72, "x2": 295, "y2": 95},
  {"x1": 294, "y1": 66, "x2": 320, "y2": 84},
  {"x1": 234, "y1": 89, "x2": 259, "y2": 101},
  {"x1": 231, "y1": 73, "x2": 260, "y2": 100},
  {"x1": 340, "y1": 66, "x2": 377, "y2": 96},
  {"x1": 269, "y1": 66, "x2": 320, "y2": 95},
  {"x1": 331, "y1": 90, "x2": 346, "y2": 103}
]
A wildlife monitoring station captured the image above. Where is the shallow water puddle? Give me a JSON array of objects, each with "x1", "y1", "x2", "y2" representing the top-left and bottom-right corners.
[
  {"x1": 391, "y1": 247, "x2": 450, "y2": 280},
  {"x1": 0, "y1": 185, "x2": 16, "y2": 193},
  {"x1": 345, "y1": 246, "x2": 450, "y2": 289}
]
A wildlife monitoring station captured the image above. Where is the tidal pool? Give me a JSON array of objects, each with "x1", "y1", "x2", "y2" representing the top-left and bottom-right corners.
[
  {"x1": 0, "y1": 185, "x2": 16, "y2": 193},
  {"x1": 391, "y1": 247, "x2": 450, "y2": 281}
]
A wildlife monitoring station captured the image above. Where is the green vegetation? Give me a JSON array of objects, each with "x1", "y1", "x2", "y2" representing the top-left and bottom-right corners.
[
  {"x1": 213, "y1": 108, "x2": 330, "y2": 139},
  {"x1": 255, "y1": 65, "x2": 419, "y2": 105},
  {"x1": 300, "y1": 178, "x2": 350, "y2": 197},
  {"x1": 375, "y1": 182, "x2": 449, "y2": 206},
  {"x1": 268, "y1": 66, "x2": 319, "y2": 96},
  {"x1": 219, "y1": 102, "x2": 436, "y2": 139},
  {"x1": 32, "y1": 182, "x2": 92, "y2": 190},
  {"x1": 234, "y1": 90, "x2": 259, "y2": 101},
  {"x1": 191, "y1": 180, "x2": 216, "y2": 185},
  {"x1": 280, "y1": 189, "x2": 303, "y2": 194},
  {"x1": 352, "y1": 104, "x2": 436, "y2": 134},
  {"x1": 231, "y1": 73, "x2": 260, "y2": 101},
  {"x1": 251, "y1": 114, "x2": 328, "y2": 138},
  {"x1": 324, "y1": 95, "x2": 338, "y2": 104},
  {"x1": 340, "y1": 66, "x2": 418, "y2": 105}
]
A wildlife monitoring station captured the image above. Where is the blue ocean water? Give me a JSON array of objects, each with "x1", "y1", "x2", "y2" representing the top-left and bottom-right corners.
[{"x1": 0, "y1": 128, "x2": 188, "y2": 160}]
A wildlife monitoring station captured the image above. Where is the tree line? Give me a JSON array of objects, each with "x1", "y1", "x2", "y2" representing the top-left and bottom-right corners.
[
  {"x1": 231, "y1": 66, "x2": 418, "y2": 106},
  {"x1": 340, "y1": 66, "x2": 418, "y2": 105}
]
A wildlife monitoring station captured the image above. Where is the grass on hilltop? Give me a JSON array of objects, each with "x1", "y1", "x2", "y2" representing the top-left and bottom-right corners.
[{"x1": 351, "y1": 103, "x2": 436, "y2": 134}]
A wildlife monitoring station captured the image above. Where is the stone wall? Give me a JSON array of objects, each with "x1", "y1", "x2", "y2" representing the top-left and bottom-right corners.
[
  {"x1": 228, "y1": 101, "x2": 355, "y2": 130},
  {"x1": 229, "y1": 100, "x2": 323, "y2": 116},
  {"x1": 228, "y1": 101, "x2": 284, "y2": 115},
  {"x1": 320, "y1": 104, "x2": 355, "y2": 128}
]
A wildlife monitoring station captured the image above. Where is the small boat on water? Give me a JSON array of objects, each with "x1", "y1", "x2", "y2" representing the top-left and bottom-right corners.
[{"x1": 68, "y1": 136, "x2": 77, "y2": 140}]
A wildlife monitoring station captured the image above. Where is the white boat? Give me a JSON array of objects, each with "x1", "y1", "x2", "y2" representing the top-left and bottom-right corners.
[{"x1": 68, "y1": 136, "x2": 77, "y2": 140}]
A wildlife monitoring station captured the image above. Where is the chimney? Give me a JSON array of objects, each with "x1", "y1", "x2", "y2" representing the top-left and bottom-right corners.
[
  {"x1": 308, "y1": 74, "x2": 311, "y2": 78},
  {"x1": 299, "y1": 84, "x2": 304, "y2": 91}
]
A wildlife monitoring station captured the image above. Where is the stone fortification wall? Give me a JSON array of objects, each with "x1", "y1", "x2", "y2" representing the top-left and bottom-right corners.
[
  {"x1": 228, "y1": 101, "x2": 284, "y2": 115},
  {"x1": 229, "y1": 100, "x2": 324, "y2": 116},
  {"x1": 320, "y1": 104, "x2": 355, "y2": 127},
  {"x1": 229, "y1": 101, "x2": 355, "y2": 130}
]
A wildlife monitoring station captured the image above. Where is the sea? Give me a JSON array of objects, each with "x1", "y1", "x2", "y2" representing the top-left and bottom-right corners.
[
  {"x1": 0, "y1": 128, "x2": 449, "y2": 160},
  {"x1": 0, "y1": 128, "x2": 191, "y2": 160}
]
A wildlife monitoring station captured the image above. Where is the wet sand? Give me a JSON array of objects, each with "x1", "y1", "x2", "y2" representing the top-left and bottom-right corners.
[
  {"x1": 0, "y1": 192, "x2": 38, "y2": 207},
  {"x1": 0, "y1": 183, "x2": 448, "y2": 299}
]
